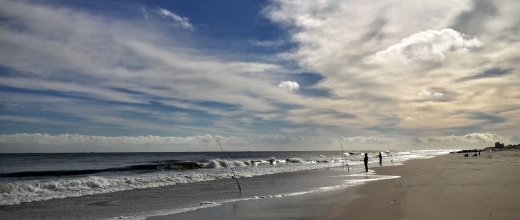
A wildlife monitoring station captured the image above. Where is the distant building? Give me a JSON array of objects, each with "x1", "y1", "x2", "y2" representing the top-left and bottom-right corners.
[{"x1": 495, "y1": 142, "x2": 504, "y2": 148}]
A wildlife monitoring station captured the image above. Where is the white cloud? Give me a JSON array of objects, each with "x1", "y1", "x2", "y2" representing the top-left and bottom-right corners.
[
  {"x1": 418, "y1": 89, "x2": 443, "y2": 97},
  {"x1": 142, "y1": 7, "x2": 149, "y2": 19},
  {"x1": 155, "y1": 8, "x2": 194, "y2": 30},
  {"x1": 0, "y1": 133, "x2": 390, "y2": 152},
  {"x1": 278, "y1": 81, "x2": 300, "y2": 91},
  {"x1": 1, "y1": 0, "x2": 520, "y2": 140},
  {"x1": 1, "y1": 133, "x2": 516, "y2": 153},
  {"x1": 0, "y1": 1, "x2": 312, "y2": 135},
  {"x1": 250, "y1": 39, "x2": 285, "y2": 47},
  {"x1": 413, "y1": 133, "x2": 519, "y2": 147},
  {"x1": 261, "y1": 0, "x2": 511, "y2": 134},
  {"x1": 366, "y1": 29, "x2": 482, "y2": 64},
  {"x1": 406, "y1": 116, "x2": 424, "y2": 121}
]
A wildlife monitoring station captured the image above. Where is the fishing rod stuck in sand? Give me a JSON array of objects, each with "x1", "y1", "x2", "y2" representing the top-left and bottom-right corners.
[
  {"x1": 340, "y1": 142, "x2": 349, "y2": 172},
  {"x1": 214, "y1": 137, "x2": 242, "y2": 193},
  {"x1": 387, "y1": 141, "x2": 394, "y2": 164}
]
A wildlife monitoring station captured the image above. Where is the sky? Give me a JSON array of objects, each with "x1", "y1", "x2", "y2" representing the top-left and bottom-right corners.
[{"x1": 1, "y1": 0, "x2": 519, "y2": 152}]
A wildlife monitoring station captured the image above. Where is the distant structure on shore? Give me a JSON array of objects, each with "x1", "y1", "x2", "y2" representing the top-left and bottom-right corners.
[
  {"x1": 483, "y1": 142, "x2": 520, "y2": 151},
  {"x1": 453, "y1": 142, "x2": 520, "y2": 154}
]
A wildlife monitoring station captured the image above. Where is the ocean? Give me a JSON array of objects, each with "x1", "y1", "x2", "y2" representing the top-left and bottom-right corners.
[{"x1": 0, "y1": 150, "x2": 449, "y2": 219}]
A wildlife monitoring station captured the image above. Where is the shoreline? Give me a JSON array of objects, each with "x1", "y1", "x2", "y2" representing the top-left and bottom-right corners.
[
  {"x1": 5, "y1": 150, "x2": 513, "y2": 220},
  {"x1": 0, "y1": 167, "x2": 368, "y2": 220},
  {"x1": 314, "y1": 150, "x2": 520, "y2": 220}
]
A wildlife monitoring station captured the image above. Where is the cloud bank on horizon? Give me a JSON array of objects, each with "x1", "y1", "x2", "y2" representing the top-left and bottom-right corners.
[
  {"x1": 0, "y1": 0, "x2": 519, "y2": 152},
  {"x1": 1, "y1": 133, "x2": 518, "y2": 153}
]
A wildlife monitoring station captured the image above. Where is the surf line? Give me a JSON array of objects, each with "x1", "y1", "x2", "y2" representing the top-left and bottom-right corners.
[
  {"x1": 213, "y1": 136, "x2": 242, "y2": 193},
  {"x1": 339, "y1": 142, "x2": 349, "y2": 172}
]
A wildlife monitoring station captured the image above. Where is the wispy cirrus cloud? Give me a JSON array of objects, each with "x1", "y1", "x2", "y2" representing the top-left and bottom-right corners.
[
  {"x1": 1, "y1": 0, "x2": 520, "y2": 152},
  {"x1": 250, "y1": 39, "x2": 285, "y2": 47},
  {"x1": 0, "y1": 0, "x2": 313, "y2": 137},
  {"x1": 154, "y1": 7, "x2": 194, "y2": 30},
  {"x1": 455, "y1": 67, "x2": 513, "y2": 82},
  {"x1": 365, "y1": 29, "x2": 483, "y2": 64}
]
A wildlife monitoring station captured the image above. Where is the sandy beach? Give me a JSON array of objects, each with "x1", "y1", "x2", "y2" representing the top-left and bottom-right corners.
[{"x1": 317, "y1": 150, "x2": 520, "y2": 220}]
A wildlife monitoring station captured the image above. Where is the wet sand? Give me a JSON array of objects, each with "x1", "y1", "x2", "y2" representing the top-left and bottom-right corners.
[
  {"x1": 316, "y1": 150, "x2": 520, "y2": 220},
  {"x1": 0, "y1": 168, "x2": 365, "y2": 220},
  {"x1": 150, "y1": 169, "x2": 366, "y2": 220}
]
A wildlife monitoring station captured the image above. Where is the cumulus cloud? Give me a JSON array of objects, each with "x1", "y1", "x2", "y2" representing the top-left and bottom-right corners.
[
  {"x1": 366, "y1": 29, "x2": 483, "y2": 64},
  {"x1": 418, "y1": 89, "x2": 443, "y2": 97},
  {"x1": 155, "y1": 7, "x2": 194, "y2": 30},
  {"x1": 2, "y1": 133, "x2": 517, "y2": 153},
  {"x1": 278, "y1": 81, "x2": 300, "y2": 91},
  {"x1": 261, "y1": 0, "x2": 518, "y2": 135},
  {"x1": 0, "y1": 133, "x2": 390, "y2": 152},
  {"x1": 412, "y1": 133, "x2": 520, "y2": 148}
]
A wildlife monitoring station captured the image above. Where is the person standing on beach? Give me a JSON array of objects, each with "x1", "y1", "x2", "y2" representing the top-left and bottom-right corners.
[
  {"x1": 378, "y1": 152, "x2": 382, "y2": 166},
  {"x1": 364, "y1": 153, "x2": 368, "y2": 172}
]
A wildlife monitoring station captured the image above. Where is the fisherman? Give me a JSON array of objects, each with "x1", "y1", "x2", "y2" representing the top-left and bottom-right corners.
[
  {"x1": 364, "y1": 153, "x2": 369, "y2": 172},
  {"x1": 378, "y1": 152, "x2": 383, "y2": 166}
]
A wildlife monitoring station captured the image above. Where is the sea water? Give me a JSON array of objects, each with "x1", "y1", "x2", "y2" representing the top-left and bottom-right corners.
[{"x1": 0, "y1": 150, "x2": 449, "y2": 219}]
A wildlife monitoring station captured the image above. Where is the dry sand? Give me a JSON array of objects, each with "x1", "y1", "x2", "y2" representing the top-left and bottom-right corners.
[{"x1": 315, "y1": 150, "x2": 520, "y2": 220}]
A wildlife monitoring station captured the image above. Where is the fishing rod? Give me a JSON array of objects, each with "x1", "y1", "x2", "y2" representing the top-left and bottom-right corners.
[
  {"x1": 387, "y1": 141, "x2": 394, "y2": 164},
  {"x1": 214, "y1": 137, "x2": 242, "y2": 193},
  {"x1": 340, "y1": 142, "x2": 349, "y2": 172}
]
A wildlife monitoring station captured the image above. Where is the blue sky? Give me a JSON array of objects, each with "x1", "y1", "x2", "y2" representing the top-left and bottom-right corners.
[{"x1": 1, "y1": 0, "x2": 519, "y2": 152}]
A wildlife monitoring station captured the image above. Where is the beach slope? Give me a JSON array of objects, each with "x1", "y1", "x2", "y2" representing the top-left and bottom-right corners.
[{"x1": 318, "y1": 150, "x2": 520, "y2": 220}]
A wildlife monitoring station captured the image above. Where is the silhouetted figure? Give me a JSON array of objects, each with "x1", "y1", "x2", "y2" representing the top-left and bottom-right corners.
[
  {"x1": 364, "y1": 153, "x2": 368, "y2": 172},
  {"x1": 478, "y1": 151, "x2": 480, "y2": 156},
  {"x1": 378, "y1": 152, "x2": 382, "y2": 166}
]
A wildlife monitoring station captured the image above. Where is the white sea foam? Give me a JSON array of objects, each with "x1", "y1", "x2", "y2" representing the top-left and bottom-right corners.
[
  {"x1": 109, "y1": 201, "x2": 222, "y2": 220},
  {"x1": 0, "y1": 161, "x2": 333, "y2": 205}
]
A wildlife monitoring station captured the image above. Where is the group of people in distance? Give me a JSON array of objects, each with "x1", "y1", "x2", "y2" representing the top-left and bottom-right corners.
[
  {"x1": 363, "y1": 152, "x2": 383, "y2": 172},
  {"x1": 464, "y1": 151, "x2": 481, "y2": 157}
]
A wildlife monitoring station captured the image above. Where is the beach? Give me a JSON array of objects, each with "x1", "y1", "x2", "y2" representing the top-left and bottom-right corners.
[
  {"x1": 317, "y1": 150, "x2": 520, "y2": 220},
  {"x1": 2, "y1": 150, "x2": 518, "y2": 219},
  {"x1": 0, "y1": 151, "x2": 406, "y2": 219}
]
